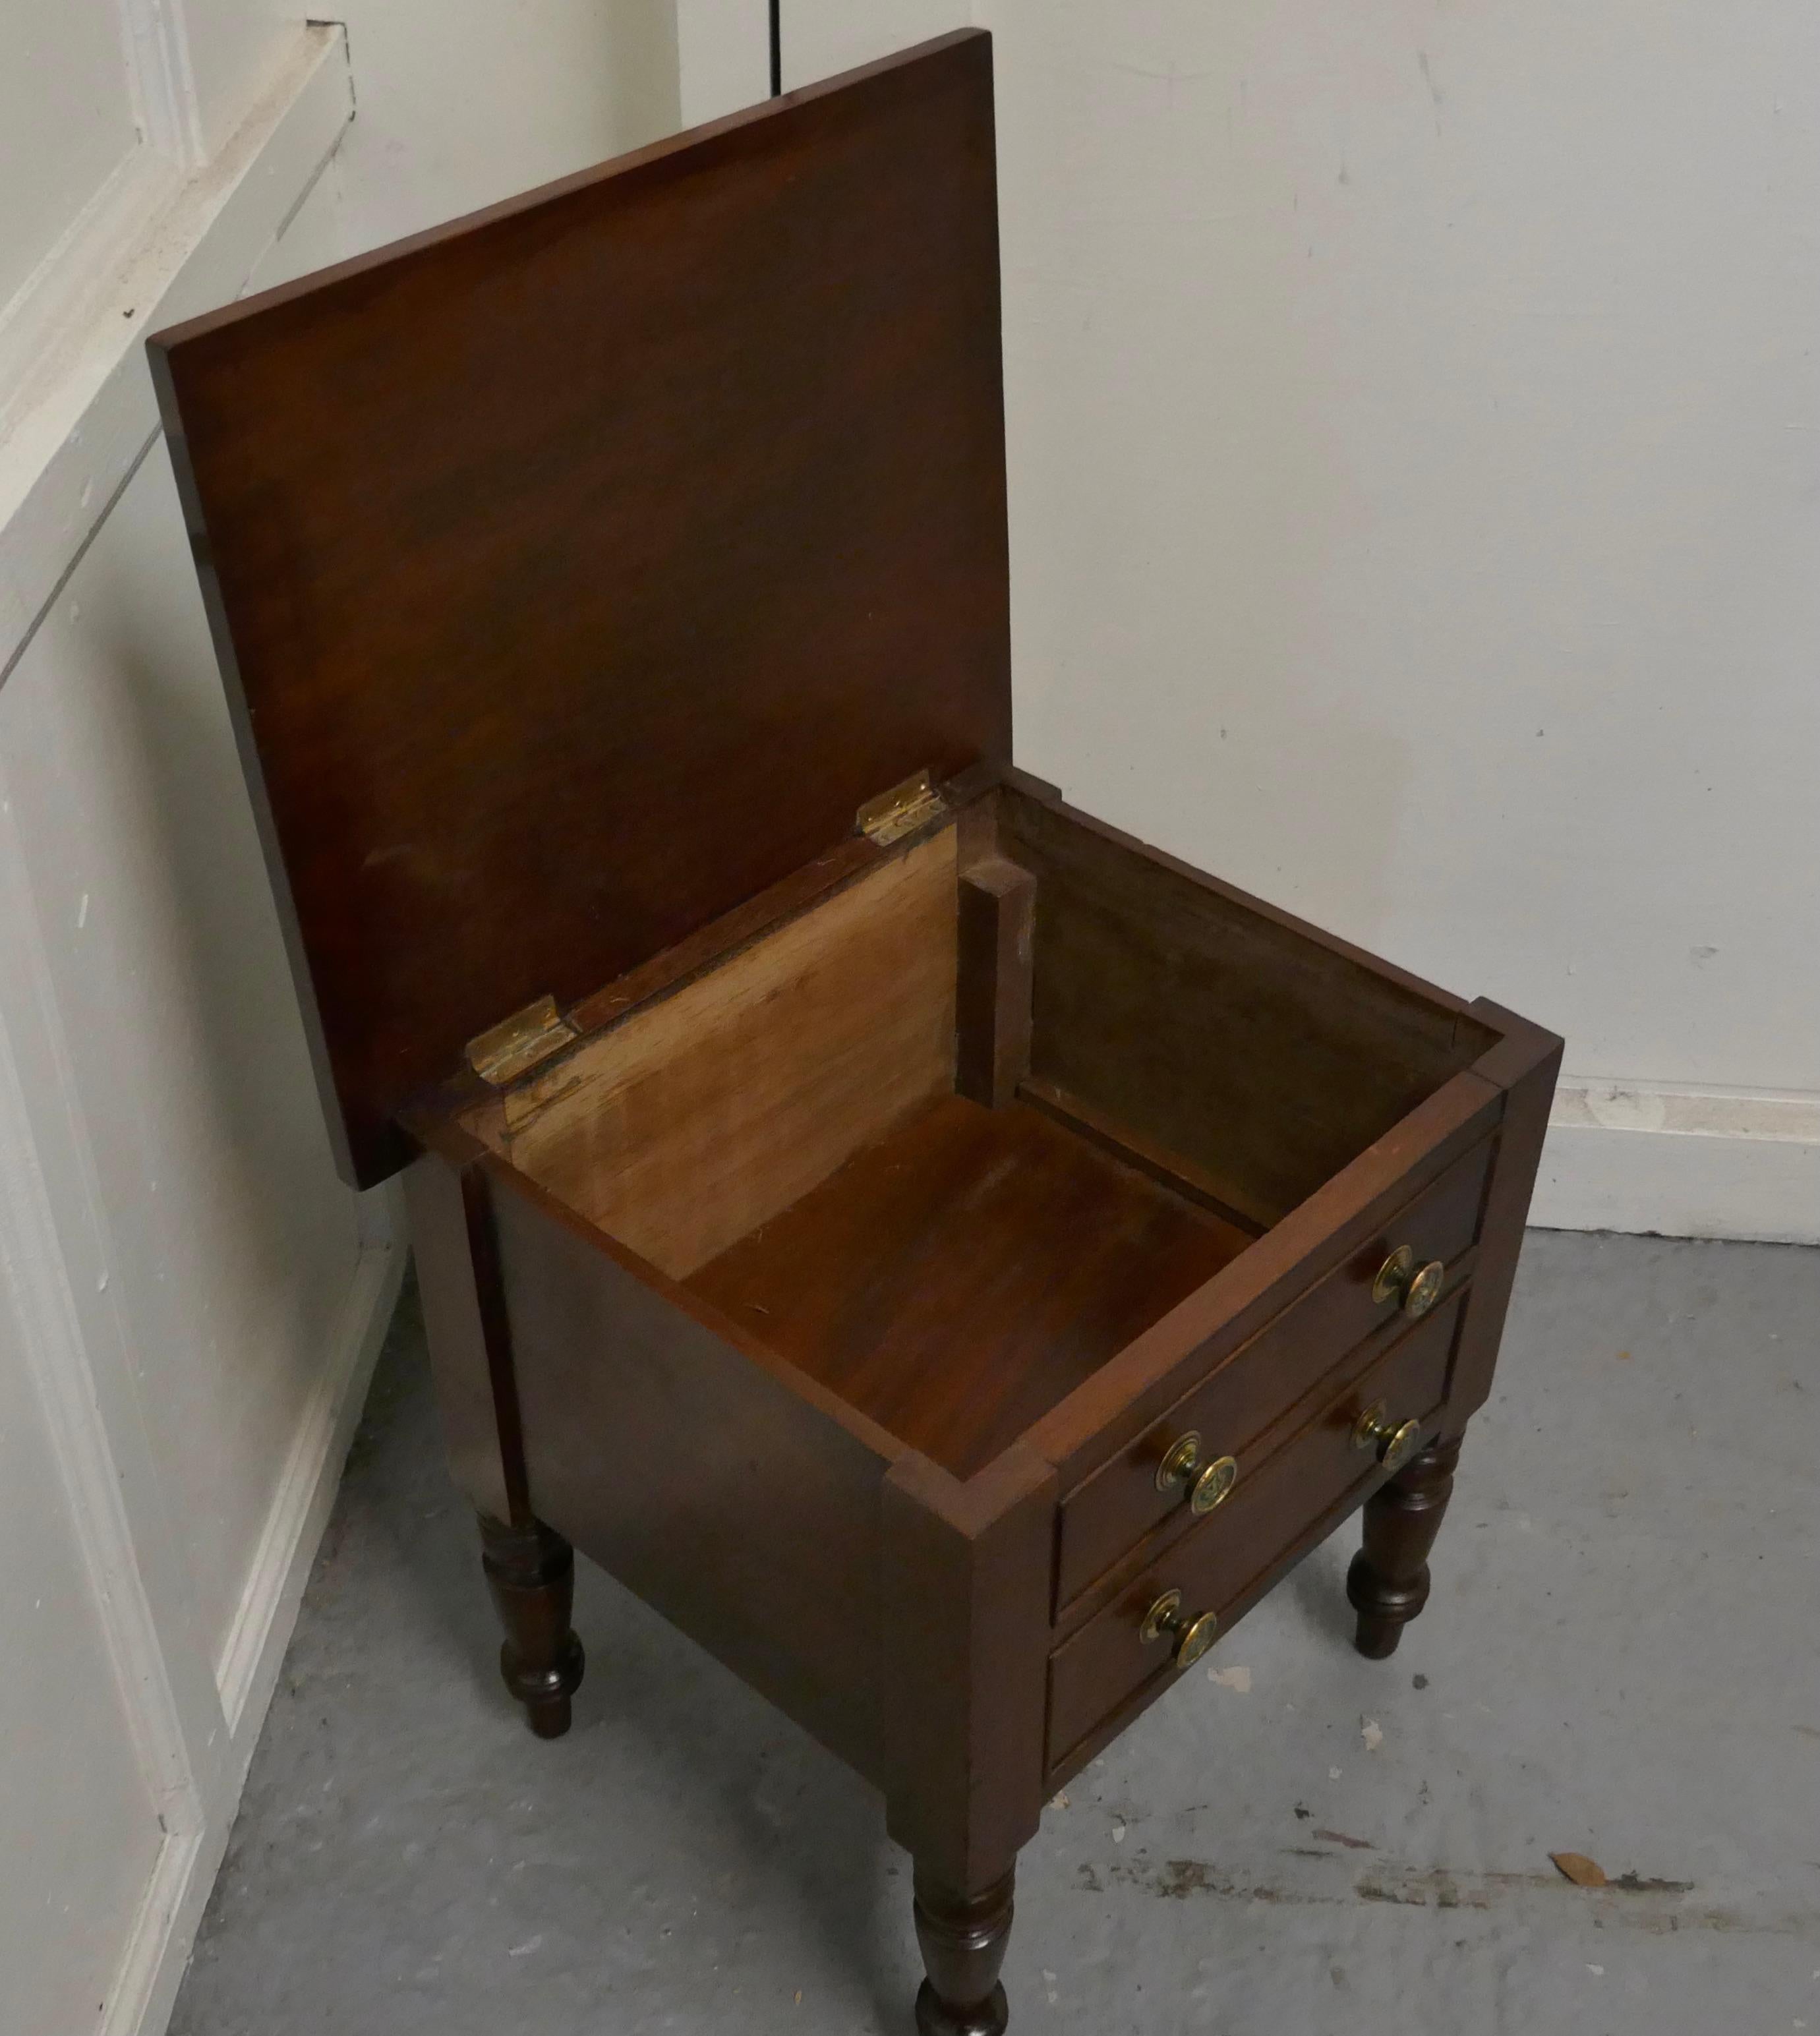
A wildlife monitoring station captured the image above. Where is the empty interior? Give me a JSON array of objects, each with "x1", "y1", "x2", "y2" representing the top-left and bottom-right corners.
[{"x1": 463, "y1": 788, "x2": 1496, "y2": 1477}]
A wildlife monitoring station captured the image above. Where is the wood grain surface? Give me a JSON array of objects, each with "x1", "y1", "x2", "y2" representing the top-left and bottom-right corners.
[
  {"x1": 1045, "y1": 1287, "x2": 1466, "y2": 1770},
  {"x1": 1000, "y1": 784, "x2": 1498, "y2": 1226},
  {"x1": 1051, "y1": 1132, "x2": 1492, "y2": 1608},
  {"x1": 491, "y1": 1157, "x2": 900, "y2": 1779},
  {"x1": 688, "y1": 1092, "x2": 1249, "y2": 1479},
  {"x1": 490, "y1": 828, "x2": 959, "y2": 1277},
  {"x1": 149, "y1": 32, "x2": 1009, "y2": 1184}
]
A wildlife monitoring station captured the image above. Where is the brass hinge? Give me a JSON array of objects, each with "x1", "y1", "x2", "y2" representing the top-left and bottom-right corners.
[
  {"x1": 465, "y1": 993, "x2": 579, "y2": 1086},
  {"x1": 856, "y1": 767, "x2": 946, "y2": 846}
]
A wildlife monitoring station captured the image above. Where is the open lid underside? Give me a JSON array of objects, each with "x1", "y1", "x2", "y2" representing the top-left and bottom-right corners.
[{"x1": 149, "y1": 32, "x2": 1010, "y2": 1187}]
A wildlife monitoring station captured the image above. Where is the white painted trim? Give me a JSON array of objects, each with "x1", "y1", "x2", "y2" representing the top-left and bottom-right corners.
[
  {"x1": 117, "y1": 0, "x2": 206, "y2": 168},
  {"x1": 101, "y1": 1824, "x2": 208, "y2": 2036},
  {"x1": 0, "y1": 919, "x2": 204, "y2": 1851},
  {"x1": 216, "y1": 1211, "x2": 405, "y2": 1735},
  {"x1": 1533, "y1": 1078, "x2": 1820, "y2": 1244},
  {"x1": 0, "y1": 23, "x2": 353, "y2": 690},
  {"x1": 0, "y1": 149, "x2": 184, "y2": 417},
  {"x1": 118, "y1": 1219, "x2": 405, "y2": 2036},
  {"x1": 0, "y1": 876, "x2": 211, "y2": 2036}
]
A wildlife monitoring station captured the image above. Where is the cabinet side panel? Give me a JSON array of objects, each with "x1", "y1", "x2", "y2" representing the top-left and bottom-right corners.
[
  {"x1": 1002, "y1": 790, "x2": 1496, "y2": 1225},
  {"x1": 881, "y1": 1446, "x2": 1055, "y2": 1890},
  {"x1": 1442, "y1": 1006, "x2": 1564, "y2": 1431},
  {"x1": 403, "y1": 1153, "x2": 516, "y2": 1523},
  {"x1": 492, "y1": 1171, "x2": 891, "y2": 1778}
]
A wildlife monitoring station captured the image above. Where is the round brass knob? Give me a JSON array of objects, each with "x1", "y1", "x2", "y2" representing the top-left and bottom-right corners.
[
  {"x1": 1189, "y1": 1453, "x2": 1239, "y2": 1515},
  {"x1": 1372, "y1": 1244, "x2": 1446, "y2": 1320},
  {"x1": 1154, "y1": 1430, "x2": 1202, "y2": 1494},
  {"x1": 1352, "y1": 1400, "x2": 1424, "y2": 1472},
  {"x1": 1156, "y1": 1433, "x2": 1239, "y2": 1515},
  {"x1": 1139, "y1": 1588, "x2": 1220, "y2": 1668}
]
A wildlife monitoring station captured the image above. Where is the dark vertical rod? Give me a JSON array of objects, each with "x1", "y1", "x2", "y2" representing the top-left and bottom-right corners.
[{"x1": 768, "y1": 0, "x2": 782, "y2": 95}]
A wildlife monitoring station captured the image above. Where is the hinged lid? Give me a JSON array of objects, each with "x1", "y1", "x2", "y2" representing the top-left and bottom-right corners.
[{"x1": 148, "y1": 32, "x2": 1010, "y2": 1186}]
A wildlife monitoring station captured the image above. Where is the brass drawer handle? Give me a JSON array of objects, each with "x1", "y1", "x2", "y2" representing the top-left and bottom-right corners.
[
  {"x1": 1372, "y1": 1244, "x2": 1445, "y2": 1320},
  {"x1": 1352, "y1": 1401, "x2": 1424, "y2": 1472},
  {"x1": 1154, "y1": 1432, "x2": 1240, "y2": 1515},
  {"x1": 1140, "y1": 1588, "x2": 1219, "y2": 1668}
]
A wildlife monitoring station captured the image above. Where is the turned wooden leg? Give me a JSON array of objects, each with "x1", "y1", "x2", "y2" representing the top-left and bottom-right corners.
[
  {"x1": 1347, "y1": 1434, "x2": 1463, "y2": 1660},
  {"x1": 912, "y1": 1865, "x2": 1014, "y2": 2036},
  {"x1": 479, "y1": 1513, "x2": 585, "y2": 1737}
]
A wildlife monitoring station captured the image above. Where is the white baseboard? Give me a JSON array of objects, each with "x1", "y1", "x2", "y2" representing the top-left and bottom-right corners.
[
  {"x1": 1532, "y1": 1079, "x2": 1820, "y2": 1244},
  {"x1": 120, "y1": 1209, "x2": 405, "y2": 2036},
  {"x1": 215, "y1": 1219, "x2": 407, "y2": 1737}
]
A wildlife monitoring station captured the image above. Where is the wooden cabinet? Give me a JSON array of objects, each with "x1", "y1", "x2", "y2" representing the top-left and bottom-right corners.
[{"x1": 148, "y1": 31, "x2": 1559, "y2": 2034}]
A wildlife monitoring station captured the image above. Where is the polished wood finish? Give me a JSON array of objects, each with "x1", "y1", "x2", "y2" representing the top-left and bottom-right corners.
[
  {"x1": 483, "y1": 829, "x2": 959, "y2": 1278},
  {"x1": 955, "y1": 855, "x2": 1036, "y2": 1107},
  {"x1": 478, "y1": 1513, "x2": 585, "y2": 1738},
  {"x1": 1001, "y1": 784, "x2": 1499, "y2": 1228},
  {"x1": 912, "y1": 1868, "x2": 1014, "y2": 2036},
  {"x1": 401, "y1": 1144, "x2": 525, "y2": 1527},
  {"x1": 688, "y1": 1093, "x2": 1248, "y2": 1480},
  {"x1": 882, "y1": 1451, "x2": 1053, "y2": 1892},
  {"x1": 1443, "y1": 1005, "x2": 1564, "y2": 1433},
  {"x1": 150, "y1": 38, "x2": 1563, "y2": 2032},
  {"x1": 489, "y1": 1156, "x2": 900, "y2": 1777},
  {"x1": 148, "y1": 32, "x2": 1009, "y2": 1186},
  {"x1": 1023, "y1": 1055, "x2": 1502, "y2": 1489},
  {"x1": 1347, "y1": 1433, "x2": 1465, "y2": 1658},
  {"x1": 1053, "y1": 1134, "x2": 1492, "y2": 1606},
  {"x1": 1046, "y1": 1289, "x2": 1465, "y2": 1770}
]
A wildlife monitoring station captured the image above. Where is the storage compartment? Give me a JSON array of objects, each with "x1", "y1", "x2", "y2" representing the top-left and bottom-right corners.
[{"x1": 457, "y1": 780, "x2": 1496, "y2": 1484}]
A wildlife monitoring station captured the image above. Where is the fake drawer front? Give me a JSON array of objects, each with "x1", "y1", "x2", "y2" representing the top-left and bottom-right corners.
[
  {"x1": 1045, "y1": 1287, "x2": 1467, "y2": 1774},
  {"x1": 1054, "y1": 1136, "x2": 1493, "y2": 1608}
]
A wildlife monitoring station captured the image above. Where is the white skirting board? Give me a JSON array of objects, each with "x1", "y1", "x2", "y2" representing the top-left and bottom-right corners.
[
  {"x1": 1532, "y1": 1080, "x2": 1820, "y2": 1245},
  {"x1": 119, "y1": 1216, "x2": 405, "y2": 2036},
  {"x1": 214, "y1": 1223, "x2": 409, "y2": 1741}
]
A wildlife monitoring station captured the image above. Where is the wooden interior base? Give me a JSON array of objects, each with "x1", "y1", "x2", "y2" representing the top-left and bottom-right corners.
[{"x1": 687, "y1": 1093, "x2": 1250, "y2": 1478}]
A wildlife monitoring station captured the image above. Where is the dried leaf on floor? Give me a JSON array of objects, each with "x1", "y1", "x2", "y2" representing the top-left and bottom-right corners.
[{"x1": 1550, "y1": 1851, "x2": 1609, "y2": 1887}]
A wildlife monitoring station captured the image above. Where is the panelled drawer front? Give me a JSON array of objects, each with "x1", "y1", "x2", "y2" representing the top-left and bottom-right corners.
[
  {"x1": 1055, "y1": 1135, "x2": 1492, "y2": 1608},
  {"x1": 1045, "y1": 1289, "x2": 1465, "y2": 1772}
]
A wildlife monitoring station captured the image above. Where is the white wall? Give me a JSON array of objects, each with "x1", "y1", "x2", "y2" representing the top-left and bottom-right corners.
[
  {"x1": 4, "y1": 12, "x2": 1811, "y2": 2023},
  {"x1": 0, "y1": 0, "x2": 141, "y2": 310},
  {"x1": 0, "y1": 39, "x2": 390, "y2": 2035},
  {"x1": 328, "y1": 0, "x2": 680, "y2": 254},
  {"x1": 1, "y1": 9, "x2": 695, "y2": 2034},
  {"x1": 767, "y1": 1, "x2": 1820, "y2": 1242}
]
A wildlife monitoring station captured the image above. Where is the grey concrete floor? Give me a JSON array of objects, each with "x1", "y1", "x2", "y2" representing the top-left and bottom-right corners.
[{"x1": 169, "y1": 1231, "x2": 1820, "y2": 2035}]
